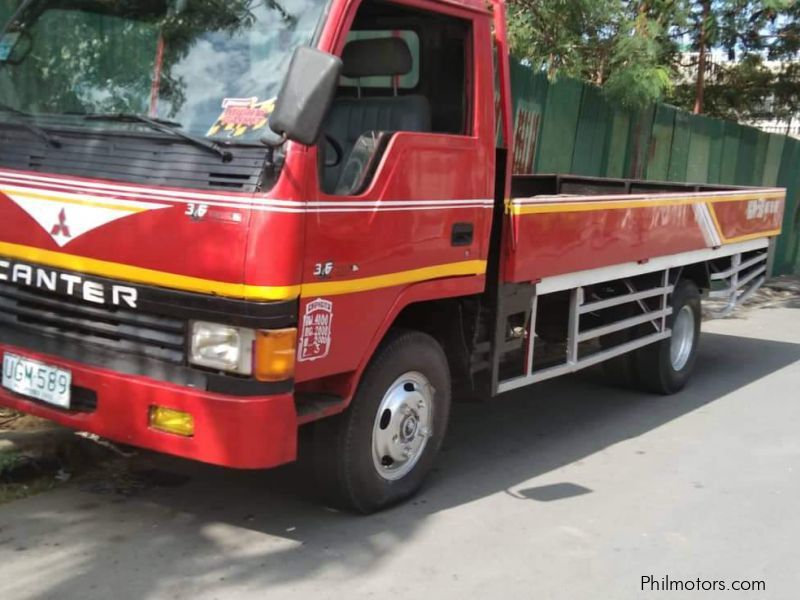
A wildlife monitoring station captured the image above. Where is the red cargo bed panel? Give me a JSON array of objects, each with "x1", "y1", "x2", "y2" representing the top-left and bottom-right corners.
[{"x1": 504, "y1": 187, "x2": 785, "y2": 283}]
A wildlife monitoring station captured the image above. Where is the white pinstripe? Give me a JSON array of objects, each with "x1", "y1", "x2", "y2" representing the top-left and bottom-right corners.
[{"x1": 0, "y1": 171, "x2": 493, "y2": 214}]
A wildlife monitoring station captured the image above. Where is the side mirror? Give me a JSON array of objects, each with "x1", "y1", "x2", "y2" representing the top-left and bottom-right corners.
[{"x1": 269, "y1": 47, "x2": 342, "y2": 146}]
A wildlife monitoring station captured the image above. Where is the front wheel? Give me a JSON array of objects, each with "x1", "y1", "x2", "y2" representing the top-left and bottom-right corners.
[
  {"x1": 635, "y1": 279, "x2": 702, "y2": 395},
  {"x1": 312, "y1": 330, "x2": 451, "y2": 513}
]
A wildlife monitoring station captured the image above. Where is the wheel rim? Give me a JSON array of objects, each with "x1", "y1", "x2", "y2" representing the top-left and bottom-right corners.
[
  {"x1": 371, "y1": 372, "x2": 434, "y2": 481},
  {"x1": 670, "y1": 305, "x2": 696, "y2": 371}
]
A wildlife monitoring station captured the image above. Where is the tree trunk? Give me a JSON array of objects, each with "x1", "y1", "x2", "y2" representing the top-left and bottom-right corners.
[{"x1": 693, "y1": 0, "x2": 711, "y2": 115}]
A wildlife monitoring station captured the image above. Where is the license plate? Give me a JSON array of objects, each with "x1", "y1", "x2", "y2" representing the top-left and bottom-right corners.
[{"x1": 2, "y1": 353, "x2": 71, "y2": 409}]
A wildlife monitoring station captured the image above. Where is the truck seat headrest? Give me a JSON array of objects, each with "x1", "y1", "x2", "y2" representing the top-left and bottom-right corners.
[{"x1": 341, "y1": 37, "x2": 413, "y2": 79}]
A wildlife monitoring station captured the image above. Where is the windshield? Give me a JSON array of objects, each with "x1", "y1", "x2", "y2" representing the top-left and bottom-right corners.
[{"x1": 0, "y1": 0, "x2": 329, "y2": 142}]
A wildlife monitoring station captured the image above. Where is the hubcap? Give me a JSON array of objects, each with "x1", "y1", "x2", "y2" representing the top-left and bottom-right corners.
[
  {"x1": 372, "y1": 372, "x2": 434, "y2": 481},
  {"x1": 670, "y1": 305, "x2": 696, "y2": 371}
]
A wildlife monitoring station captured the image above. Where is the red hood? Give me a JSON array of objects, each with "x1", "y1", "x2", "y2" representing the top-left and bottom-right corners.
[{"x1": 0, "y1": 168, "x2": 303, "y2": 301}]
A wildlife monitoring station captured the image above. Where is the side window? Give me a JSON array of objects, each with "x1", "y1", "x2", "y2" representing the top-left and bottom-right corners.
[{"x1": 319, "y1": 0, "x2": 472, "y2": 197}]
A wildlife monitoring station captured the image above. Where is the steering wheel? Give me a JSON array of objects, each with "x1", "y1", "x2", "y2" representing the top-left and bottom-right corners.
[{"x1": 325, "y1": 134, "x2": 344, "y2": 168}]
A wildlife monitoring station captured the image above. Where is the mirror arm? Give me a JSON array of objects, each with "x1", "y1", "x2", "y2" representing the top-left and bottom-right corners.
[
  {"x1": 261, "y1": 131, "x2": 288, "y2": 149},
  {"x1": 260, "y1": 132, "x2": 288, "y2": 178}
]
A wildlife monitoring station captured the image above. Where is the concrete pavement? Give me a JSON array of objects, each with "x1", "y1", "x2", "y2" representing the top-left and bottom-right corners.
[{"x1": 0, "y1": 305, "x2": 798, "y2": 599}]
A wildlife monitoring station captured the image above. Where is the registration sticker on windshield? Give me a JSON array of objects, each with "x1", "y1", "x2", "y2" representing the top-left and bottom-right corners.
[
  {"x1": 207, "y1": 97, "x2": 275, "y2": 138},
  {"x1": 0, "y1": 33, "x2": 21, "y2": 62}
]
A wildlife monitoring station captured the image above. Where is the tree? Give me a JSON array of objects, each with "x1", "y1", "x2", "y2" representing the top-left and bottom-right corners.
[
  {"x1": 670, "y1": 54, "x2": 773, "y2": 119},
  {"x1": 506, "y1": 0, "x2": 685, "y2": 109},
  {"x1": 507, "y1": 0, "x2": 798, "y2": 124},
  {"x1": 678, "y1": 0, "x2": 781, "y2": 114},
  {"x1": 690, "y1": 0, "x2": 712, "y2": 113},
  {"x1": 668, "y1": 0, "x2": 799, "y2": 124}
]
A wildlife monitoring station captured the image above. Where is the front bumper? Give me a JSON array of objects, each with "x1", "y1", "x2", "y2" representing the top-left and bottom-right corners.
[{"x1": 0, "y1": 343, "x2": 298, "y2": 469}]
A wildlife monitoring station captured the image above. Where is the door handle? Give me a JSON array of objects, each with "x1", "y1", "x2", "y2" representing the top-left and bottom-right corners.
[{"x1": 451, "y1": 222, "x2": 474, "y2": 246}]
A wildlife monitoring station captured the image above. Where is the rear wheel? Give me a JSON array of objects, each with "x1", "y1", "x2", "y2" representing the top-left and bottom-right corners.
[
  {"x1": 635, "y1": 279, "x2": 702, "y2": 395},
  {"x1": 312, "y1": 330, "x2": 451, "y2": 513}
]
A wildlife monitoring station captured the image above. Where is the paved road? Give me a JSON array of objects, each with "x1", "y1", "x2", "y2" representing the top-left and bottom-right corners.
[{"x1": 1, "y1": 306, "x2": 799, "y2": 600}]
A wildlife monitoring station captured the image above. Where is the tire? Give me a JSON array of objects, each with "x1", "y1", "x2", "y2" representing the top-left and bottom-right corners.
[
  {"x1": 635, "y1": 279, "x2": 702, "y2": 395},
  {"x1": 312, "y1": 330, "x2": 451, "y2": 513}
]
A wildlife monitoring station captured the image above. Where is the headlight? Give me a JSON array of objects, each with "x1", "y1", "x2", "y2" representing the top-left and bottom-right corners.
[{"x1": 189, "y1": 321, "x2": 254, "y2": 375}]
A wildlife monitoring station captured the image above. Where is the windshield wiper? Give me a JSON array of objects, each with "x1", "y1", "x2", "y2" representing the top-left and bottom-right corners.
[
  {"x1": 83, "y1": 113, "x2": 232, "y2": 162},
  {"x1": 0, "y1": 102, "x2": 62, "y2": 148}
]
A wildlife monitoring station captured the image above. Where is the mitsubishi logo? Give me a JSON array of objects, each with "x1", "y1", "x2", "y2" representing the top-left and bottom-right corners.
[
  {"x1": 1, "y1": 185, "x2": 172, "y2": 248},
  {"x1": 50, "y1": 208, "x2": 72, "y2": 241}
]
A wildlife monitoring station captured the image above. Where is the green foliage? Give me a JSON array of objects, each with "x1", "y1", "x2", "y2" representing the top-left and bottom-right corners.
[
  {"x1": 670, "y1": 53, "x2": 798, "y2": 123},
  {"x1": 507, "y1": 0, "x2": 684, "y2": 108},
  {"x1": 507, "y1": 0, "x2": 799, "y2": 121},
  {"x1": 604, "y1": 16, "x2": 674, "y2": 108},
  {"x1": 507, "y1": 0, "x2": 618, "y2": 78},
  {"x1": 666, "y1": 0, "x2": 799, "y2": 123}
]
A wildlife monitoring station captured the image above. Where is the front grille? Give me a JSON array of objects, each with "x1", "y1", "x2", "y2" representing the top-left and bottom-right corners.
[{"x1": 0, "y1": 282, "x2": 187, "y2": 364}]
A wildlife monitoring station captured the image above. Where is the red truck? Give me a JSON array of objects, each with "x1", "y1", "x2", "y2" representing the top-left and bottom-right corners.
[{"x1": 0, "y1": 0, "x2": 786, "y2": 512}]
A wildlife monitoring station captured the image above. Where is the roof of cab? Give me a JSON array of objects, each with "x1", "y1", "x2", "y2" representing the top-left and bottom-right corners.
[{"x1": 427, "y1": 0, "x2": 492, "y2": 15}]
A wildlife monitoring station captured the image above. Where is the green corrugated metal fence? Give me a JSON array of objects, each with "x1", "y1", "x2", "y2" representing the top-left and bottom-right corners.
[{"x1": 509, "y1": 59, "x2": 800, "y2": 275}]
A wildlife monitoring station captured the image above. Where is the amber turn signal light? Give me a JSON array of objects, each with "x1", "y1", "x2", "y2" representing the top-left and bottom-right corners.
[
  {"x1": 254, "y1": 328, "x2": 297, "y2": 382},
  {"x1": 149, "y1": 406, "x2": 195, "y2": 437}
]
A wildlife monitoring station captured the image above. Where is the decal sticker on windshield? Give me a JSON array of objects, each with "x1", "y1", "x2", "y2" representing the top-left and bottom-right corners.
[
  {"x1": 298, "y1": 298, "x2": 333, "y2": 362},
  {"x1": 206, "y1": 97, "x2": 275, "y2": 138},
  {"x1": 0, "y1": 33, "x2": 21, "y2": 62}
]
